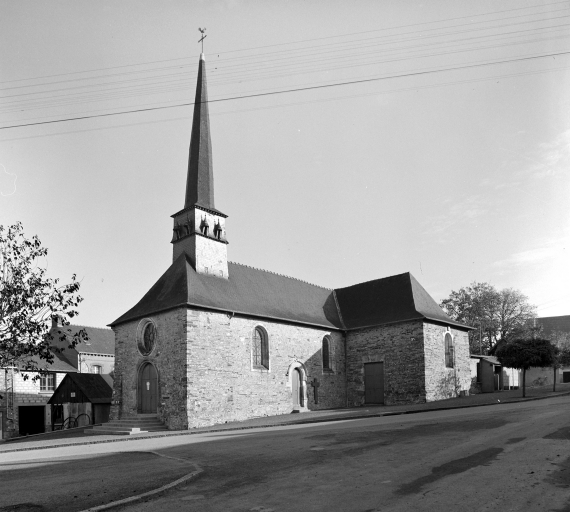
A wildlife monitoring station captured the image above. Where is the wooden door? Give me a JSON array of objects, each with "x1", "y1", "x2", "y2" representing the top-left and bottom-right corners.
[
  {"x1": 364, "y1": 362, "x2": 384, "y2": 404},
  {"x1": 139, "y1": 363, "x2": 158, "y2": 414},
  {"x1": 292, "y1": 369, "x2": 302, "y2": 408}
]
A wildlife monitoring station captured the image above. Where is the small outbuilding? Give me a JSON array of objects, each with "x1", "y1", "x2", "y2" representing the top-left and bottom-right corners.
[
  {"x1": 470, "y1": 355, "x2": 520, "y2": 393},
  {"x1": 48, "y1": 373, "x2": 113, "y2": 428}
]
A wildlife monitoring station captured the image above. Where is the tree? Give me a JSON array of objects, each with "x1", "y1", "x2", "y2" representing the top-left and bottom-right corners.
[
  {"x1": 495, "y1": 338, "x2": 558, "y2": 397},
  {"x1": 548, "y1": 330, "x2": 570, "y2": 392},
  {"x1": 440, "y1": 282, "x2": 536, "y2": 354},
  {"x1": 0, "y1": 222, "x2": 87, "y2": 374}
]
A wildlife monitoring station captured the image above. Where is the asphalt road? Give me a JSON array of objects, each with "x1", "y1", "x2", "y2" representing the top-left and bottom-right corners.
[{"x1": 1, "y1": 396, "x2": 569, "y2": 511}]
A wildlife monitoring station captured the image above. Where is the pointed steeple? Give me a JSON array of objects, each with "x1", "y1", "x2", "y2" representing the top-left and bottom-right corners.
[
  {"x1": 185, "y1": 53, "x2": 215, "y2": 209},
  {"x1": 171, "y1": 50, "x2": 229, "y2": 278}
]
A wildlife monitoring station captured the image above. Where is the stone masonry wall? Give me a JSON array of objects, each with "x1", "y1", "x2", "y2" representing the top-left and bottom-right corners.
[
  {"x1": 111, "y1": 308, "x2": 188, "y2": 430},
  {"x1": 111, "y1": 307, "x2": 346, "y2": 430},
  {"x1": 185, "y1": 310, "x2": 346, "y2": 428},
  {"x1": 423, "y1": 323, "x2": 471, "y2": 401},
  {"x1": 346, "y1": 321, "x2": 426, "y2": 406}
]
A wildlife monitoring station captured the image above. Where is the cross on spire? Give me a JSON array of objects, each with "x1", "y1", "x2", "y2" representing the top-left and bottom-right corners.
[{"x1": 198, "y1": 28, "x2": 207, "y2": 53}]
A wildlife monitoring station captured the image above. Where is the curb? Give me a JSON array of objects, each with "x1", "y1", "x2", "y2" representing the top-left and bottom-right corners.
[
  {"x1": 2, "y1": 391, "x2": 569, "y2": 455},
  {"x1": 77, "y1": 452, "x2": 202, "y2": 512}
]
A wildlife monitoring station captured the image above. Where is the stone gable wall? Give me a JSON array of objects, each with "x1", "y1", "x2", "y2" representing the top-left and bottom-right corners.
[
  {"x1": 423, "y1": 323, "x2": 471, "y2": 401},
  {"x1": 346, "y1": 321, "x2": 426, "y2": 406},
  {"x1": 184, "y1": 310, "x2": 346, "y2": 428},
  {"x1": 111, "y1": 308, "x2": 188, "y2": 430}
]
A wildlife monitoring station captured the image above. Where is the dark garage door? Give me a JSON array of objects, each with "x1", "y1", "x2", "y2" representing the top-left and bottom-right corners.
[
  {"x1": 364, "y1": 362, "x2": 384, "y2": 404},
  {"x1": 19, "y1": 406, "x2": 45, "y2": 436}
]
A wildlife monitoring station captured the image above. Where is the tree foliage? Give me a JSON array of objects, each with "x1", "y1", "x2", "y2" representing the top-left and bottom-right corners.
[
  {"x1": 495, "y1": 338, "x2": 558, "y2": 397},
  {"x1": 495, "y1": 338, "x2": 558, "y2": 370},
  {"x1": 440, "y1": 282, "x2": 536, "y2": 354},
  {"x1": 0, "y1": 222, "x2": 87, "y2": 372}
]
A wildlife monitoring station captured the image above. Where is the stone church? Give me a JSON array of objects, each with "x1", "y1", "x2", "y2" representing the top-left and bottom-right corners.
[{"x1": 110, "y1": 53, "x2": 471, "y2": 430}]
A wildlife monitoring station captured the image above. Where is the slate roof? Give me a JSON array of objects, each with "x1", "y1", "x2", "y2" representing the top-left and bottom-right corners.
[
  {"x1": 111, "y1": 255, "x2": 341, "y2": 329},
  {"x1": 54, "y1": 325, "x2": 114, "y2": 355},
  {"x1": 185, "y1": 54, "x2": 216, "y2": 211},
  {"x1": 334, "y1": 272, "x2": 470, "y2": 330},
  {"x1": 48, "y1": 373, "x2": 113, "y2": 404},
  {"x1": 536, "y1": 315, "x2": 570, "y2": 336},
  {"x1": 14, "y1": 353, "x2": 77, "y2": 373},
  {"x1": 111, "y1": 255, "x2": 468, "y2": 332}
]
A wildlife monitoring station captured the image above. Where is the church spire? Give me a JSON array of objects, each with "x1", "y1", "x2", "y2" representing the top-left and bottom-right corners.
[
  {"x1": 185, "y1": 52, "x2": 215, "y2": 209},
  {"x1": 171, "y1": 40, "x2": 229, "y2": 278}
]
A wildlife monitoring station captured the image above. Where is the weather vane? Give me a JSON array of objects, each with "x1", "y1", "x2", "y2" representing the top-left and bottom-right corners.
[{"x1": 198, "y1": 28, "x2": 207, "y2": 53}]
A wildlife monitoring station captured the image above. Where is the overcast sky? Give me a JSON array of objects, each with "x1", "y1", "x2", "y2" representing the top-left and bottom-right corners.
[{"x1": 1, "y1": 0, "x2": 569, "y2": 327}]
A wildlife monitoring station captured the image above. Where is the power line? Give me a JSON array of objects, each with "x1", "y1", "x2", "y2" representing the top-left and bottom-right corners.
[
  {"x1": 1, "y1": 0, "x2": 566, "y2": 87},
  {"x1": 2, "y1": 50, "x2": 569, "y2": 131},
  {"x1": 3, "y1": 63, "x2": 567, "y2": 142},
  {"x1": 2, "y1": 23, "x2": 568, "y2": 114}
]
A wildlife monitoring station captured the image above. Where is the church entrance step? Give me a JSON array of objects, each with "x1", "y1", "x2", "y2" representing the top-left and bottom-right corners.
[{"x1": 85, "y1": 416, "x2": 168, "y2": 435}]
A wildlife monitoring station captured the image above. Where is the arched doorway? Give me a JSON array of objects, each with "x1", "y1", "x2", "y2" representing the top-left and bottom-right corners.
[
  {"x1": 138, "y1": 363, "x2": 158, "y2": 414},
  {"x1": 292, "y1": 368, "x2": 303, "y2": 409}
]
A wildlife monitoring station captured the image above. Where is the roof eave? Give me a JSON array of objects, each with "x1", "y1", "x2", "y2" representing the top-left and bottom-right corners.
[{"x1": 110, "y1": 302, "x2": 342, "y2": 331}]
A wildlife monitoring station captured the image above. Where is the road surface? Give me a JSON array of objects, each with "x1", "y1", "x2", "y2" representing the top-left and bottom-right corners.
[{"x1": 1, "y1": 396, "x2": 569, "y2": 511}]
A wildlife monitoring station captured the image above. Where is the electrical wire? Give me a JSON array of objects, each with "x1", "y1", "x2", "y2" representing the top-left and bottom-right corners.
[{"x1": 2, "y1": 50, "x2": 569, "y2": 130}]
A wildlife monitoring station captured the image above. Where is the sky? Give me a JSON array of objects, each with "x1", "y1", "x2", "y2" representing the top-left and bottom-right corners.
[{"x1": 1, "y1": 0, "x2": 569, "y2": 328}]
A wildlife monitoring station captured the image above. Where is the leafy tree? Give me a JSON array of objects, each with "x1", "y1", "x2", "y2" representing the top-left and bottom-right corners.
[
  {"x1": 495, "y1": 338, "x2": 558, "y2": 397},
  {"x1": 548, "y1": 330, "x2": 570, "y2": 392},
  {"x1": 0, "y1": 222, "x2": 87, "y2": 374},
  {"x1": 440, "y1": 282, "x2": 536, "y2": 354}
]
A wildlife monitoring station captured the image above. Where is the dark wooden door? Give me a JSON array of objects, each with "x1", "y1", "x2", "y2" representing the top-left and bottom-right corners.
[
  {"x1": 139, "y1": 363, "x2": 158, "y2": 414},
  {"x1": 364, "y1": 362, "x2": 384, "y2": 404},
  {"x1": 292, "y1": 369, "x2": 302, "y2": 408}
]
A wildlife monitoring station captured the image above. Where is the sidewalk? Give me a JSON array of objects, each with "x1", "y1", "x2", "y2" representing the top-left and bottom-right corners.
[{"x1": 2, "y1": 383, "x2": 569, "y2": 454}]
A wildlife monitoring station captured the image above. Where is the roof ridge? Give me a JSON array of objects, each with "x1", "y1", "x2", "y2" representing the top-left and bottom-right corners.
[
  {"x1": 60, "y1": 324, "x2": 113, "y2": 331},
  {"x1": 228, "y1": 261, "x2": 332, "y2": 291}
]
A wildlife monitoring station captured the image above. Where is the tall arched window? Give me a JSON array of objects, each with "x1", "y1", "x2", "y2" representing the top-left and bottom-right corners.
[
  {"x1": 444, "y1": 332, "x2": 454, "y2": 368},
  {"x1": 322, "y1": 336, "x2": 331, "y2": 371},
  {"x1": 252, "y1": 327, "x2": 269, "y2": 369}
]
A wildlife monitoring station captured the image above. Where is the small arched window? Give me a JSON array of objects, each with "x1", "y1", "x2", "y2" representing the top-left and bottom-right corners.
[
  {"x1": 252, "y1": 327, "x2": 269, "y2": 369},
  {"x1": 322, "y1": 337, "x2": 331, "y2": 371},
  {"x1": 444, "y1": 332, "x2": 454, "y2": 368}
]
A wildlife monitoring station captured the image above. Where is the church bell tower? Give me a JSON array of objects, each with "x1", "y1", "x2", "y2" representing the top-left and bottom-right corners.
[{"x1": 171, "y1": 52, "x2": 229, "y2": 279}]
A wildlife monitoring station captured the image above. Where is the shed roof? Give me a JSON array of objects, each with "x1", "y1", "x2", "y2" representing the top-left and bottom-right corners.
[{"x1": 48, "y1": 373, "x2": 113, "y2": 404}]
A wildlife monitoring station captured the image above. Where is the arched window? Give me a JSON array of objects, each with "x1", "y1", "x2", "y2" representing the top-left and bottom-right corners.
[
  {"x1": 322, "y1": 337, "x2": 331, "y2": 371},
  {"x1": 252, "y1": 327, "x2": 269, "y2": 369},
  {"x1": 444, "y1": 332, "x2": 454, "y2": 368}
]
